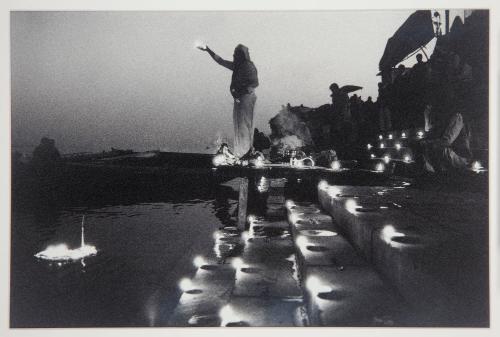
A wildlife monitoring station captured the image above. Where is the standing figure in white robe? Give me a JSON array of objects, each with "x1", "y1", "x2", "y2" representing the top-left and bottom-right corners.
[{"x1": 199, "y1": 44, "x2": 259, "y2": 158}]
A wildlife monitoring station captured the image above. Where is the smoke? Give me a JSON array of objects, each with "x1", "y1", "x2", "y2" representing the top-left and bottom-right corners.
[
  {"x1": 272, "y1": 135, "x2": 304, "y2": 150},
  {"x1": 269, "y1": 105, "x2": 314, "y2": 149}
]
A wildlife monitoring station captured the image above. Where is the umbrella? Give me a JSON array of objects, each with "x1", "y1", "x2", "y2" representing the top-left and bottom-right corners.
[
  {"x1": 340, "y1": 85, "x2": 362, "y2": 94},
  {"x1": 379, "y1": 10, "x2": 435, "y2": 71}
]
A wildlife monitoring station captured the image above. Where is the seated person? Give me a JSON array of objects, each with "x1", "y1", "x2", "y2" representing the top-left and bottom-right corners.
[{"x1": 418, "y1": 110, "x2": 472, "y2": 173}]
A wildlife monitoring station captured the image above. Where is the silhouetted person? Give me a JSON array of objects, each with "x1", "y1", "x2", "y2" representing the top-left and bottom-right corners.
[
  {"x1": 253, "y1": 128, "x2": 271, "y2": 152},
  {"x1": 32, "y1": 137, "x2": 61, "y2": 171},
  {"x1": 198, "y1": 44, "x2": 259, "y2": 159}
]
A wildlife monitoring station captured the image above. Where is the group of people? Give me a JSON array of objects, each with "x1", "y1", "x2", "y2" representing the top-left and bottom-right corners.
[
  {"x1": 378, "y1": 47, "x2": 477, "y2": 173},
  {"x1": 198, "y1": 41, "x2": 479, "y2": 173}
]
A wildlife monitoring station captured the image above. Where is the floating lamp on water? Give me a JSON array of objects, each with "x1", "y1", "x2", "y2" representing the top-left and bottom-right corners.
[
  {"x1": 404, "y1": 155, "x2": 411, "y2": 163},
  {"x1": 388, "y1": 134, "x2": 393, "y2": 140},
  {"x1": 255, "y1": 156, "x2": 264, "y2": 168},
  {"x1": 383, "y1": 155, "x2": 390, "y2": 164},
  {"x1": 367, "y1": 143, "x2": 372, "y2": 150},
  {"x1": 378, "y1": 135, "x2": 383, "y2": 140},
  {"x1": 395, "y1": 143, "x2": 401, "y2": 150},
  {"x1": 34, "y1": 215, "x2": 97, "y2": 262},
  {"x1": 380, "y1": 143, "x2": 385, "y2": 149},
  {"x1": 370, "y1": 153, "x2": 375, "y2": 159},
  {"x1": 331, "y1": 160, "x2": 341, "y2": 171},
  {"x1": 286, "y1": 199, "x2": 295, "y2": 208},
  {"x1": 247, "y1": 215, "x2": 256, "y2": 224},
  {"x1": 417, "y1": 130, "x2": 424, "y2": 139},
  {"x1": 401, "y1": 132, "x2": 407, "y2": 138}
]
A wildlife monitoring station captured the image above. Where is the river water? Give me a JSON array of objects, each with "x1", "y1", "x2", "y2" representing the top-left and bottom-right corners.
[{"x1": 10, "y1": 182, "x2": 239, "y2": 327}]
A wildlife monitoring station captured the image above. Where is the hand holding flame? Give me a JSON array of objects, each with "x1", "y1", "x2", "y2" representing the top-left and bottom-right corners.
[{"x1": 194, "y1": 40, "x2": 208, "y2": 51}]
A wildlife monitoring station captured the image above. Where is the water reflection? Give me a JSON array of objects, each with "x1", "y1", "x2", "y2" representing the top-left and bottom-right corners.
[{"x1": 11, "y1": 177, "x2": 238, "y2": 327}]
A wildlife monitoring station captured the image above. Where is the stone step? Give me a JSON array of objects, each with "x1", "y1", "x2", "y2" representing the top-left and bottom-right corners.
[
  {"x1": 168, "y1": 262, "x2": 235, "y2": 326},
  {"x1": 303, "y1": 266, "x2": 410, "y2": 326},
  {"x1": 317, "y1": 182, "x2": 489, "y2": 325},
  {"x1": 285, "y1": 199, "x2": 413, "y2": 326},
  {"x1": 220, "y1": 297, "x2": 303, "y2": 326}
]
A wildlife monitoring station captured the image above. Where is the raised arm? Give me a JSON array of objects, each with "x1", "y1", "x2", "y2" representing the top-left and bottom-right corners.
[{"x1": 198, "y1": 45, "x2": 234, "y2": 71}]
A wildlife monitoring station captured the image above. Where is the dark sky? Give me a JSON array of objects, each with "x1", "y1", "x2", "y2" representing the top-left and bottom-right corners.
[{"x1": 11, "y1": 10, "x2": 415, "y2": 154}]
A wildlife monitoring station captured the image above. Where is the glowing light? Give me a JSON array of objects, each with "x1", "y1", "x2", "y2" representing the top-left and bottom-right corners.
[
  {"x1": 255, "y1": 156, "x2": 264, "y2": 168},
  {"x1": 231, "y1": 257, "x2": 245, "y2": 270},
  {"x1": 247, "y1": 215, "x2": 256, "y2": 223},
  {"x1": 306, "y1": 276, "x2": 332, "y2": 295},
  {"x1": 417, "y1": 131, "x2": 424, "y2": 138},
  {"x1": 383, "y1": 155, "x2": 390, "y2": 164},
  {"x1": 286, "y1": 199, "x2": 295, "y2": 208},
  {"x1": 331, "y1": 160, "x2": 341, "y2": 171},
  {"x1": 388, "y1": 134, "x2": 393, "y2": 140},
  {"x1": 380, "y1": 143, "x2": 385, "y2": 149},
  {"x1": 241, "y1": 231, "x2": 250, "y2": 241},
  {"x1": 345, "y1": 199, "x2": 359, "y2": 214},
  {"x1": 289, "y1": 213, "x2": 300, "y2": 224},
  {"x1": 378, "y1": 135, "x2": 383, "y2": 140},
  {"x1": 213, "y1": 231, "x2": 223, "y2": 241},
  {"x1": 318, "y1": 180, "x2": 329, "y2": 191},
  {"x1": 375, "y1": 162, "x2": 385, "y2": 172},
  {"x1": 194, "y1": 40, "x2": 207, "y2": 49},
  {"x1": 295, "y1": 235, "x2": 309, "y2": 250},
  {"x1": 381, "y1": 225, "x2": 405, "y2": 244},
  {"x1": 367, "y1": 143, "x2": 372, "y2": 150},
  {"x1": 35, "y1": 243, "x2": 97, "y2": 261},
  {"x1": 213, "y1": 154, "x2": 226, "y2": 166},
  {"x1": 404, "y1": 155, "x2": 411, "y2": 163},
  {"x1": 401, "y1": 132, "x2": 407, "y2": 138},
  {"x1": 370, "y1": 153, "x2": 375, "y2": 159},
  {"x1": 395, "y1": 143, "x2": 401, "y2": 150},
  {"x1": 472, "y1": 161, "x2": 482, "y2": 171},
  {"x1": 326, "y1": 185, "x2": 342, "y2": 199},
  {"x1": 179, "y1": 278, "x2": 193, "y2": 292},
  {"x1": 193, "y1": 256, "x2": 206, "y2": 268},
  {"x1": 219, "y1": 305, "x2": 241, "y2": 326},
  {"x1": 257, "y1": 176, "x2": 268, "y2": 193}
]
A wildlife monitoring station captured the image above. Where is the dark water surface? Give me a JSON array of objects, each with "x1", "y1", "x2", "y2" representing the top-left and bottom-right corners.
[{"x1": 10, "y1": 178, "x2": 239, "y2": 327}]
